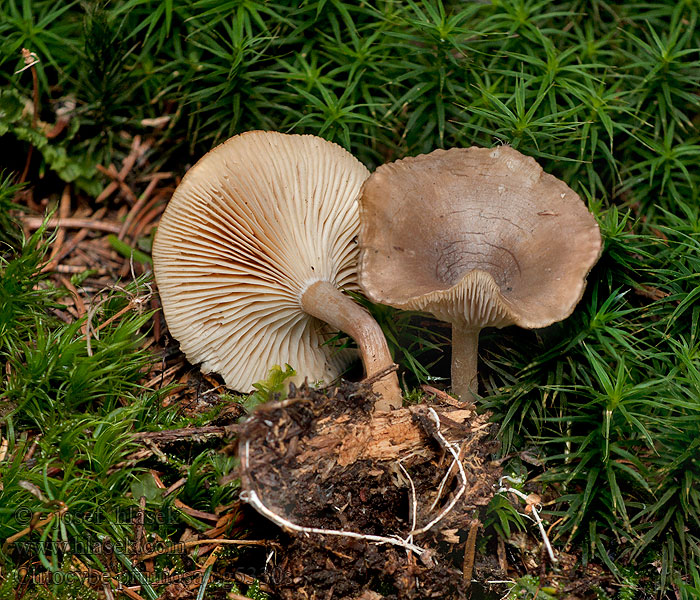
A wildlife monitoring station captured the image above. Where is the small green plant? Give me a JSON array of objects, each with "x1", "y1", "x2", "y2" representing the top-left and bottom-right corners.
[
  {"x1": 0, "y1": 201, "x2": 235, "y2": 590},
  {"x1": 506, "y1": 575, "x2": 558, "y2": 600},
  {"x1": 676, "y1": 563, "x2": 700, "y2": 600},
  {"x1": 0, "y1": 171, "x2": 24, "y2": 250},
  {"x1": 230, "y1": 579, "x2": 270, "y2": 600},
  {"x1": 243, "y1": 364, "x2": 297, "y2": 411},
  {"x1": 616, "y1": 567, "x2": 641, "y2": 600},
  {"x1": 0, "y1": 89, "x2": 100, "y2": 194},
  {"x1": 484, "y1": 493, "x2": 528, "y2": 541}
]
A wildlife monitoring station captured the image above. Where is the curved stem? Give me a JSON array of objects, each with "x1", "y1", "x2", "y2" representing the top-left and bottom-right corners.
[
  {"x1": 301, "y1": 280, "x2": 402, "y2": 411},
  {"x1": 451, "y1": 323, "x2": 480, "y2": 401}
]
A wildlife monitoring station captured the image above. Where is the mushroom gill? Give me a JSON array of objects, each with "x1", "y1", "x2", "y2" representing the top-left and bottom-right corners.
[{"x1": 153, "y1": 131, "x2": 402, "y2": 410}]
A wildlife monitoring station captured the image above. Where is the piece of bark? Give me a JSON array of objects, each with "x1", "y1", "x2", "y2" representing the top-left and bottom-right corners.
[{"x1": 296, "y1": 405, "x2": 476, "y2": 468}]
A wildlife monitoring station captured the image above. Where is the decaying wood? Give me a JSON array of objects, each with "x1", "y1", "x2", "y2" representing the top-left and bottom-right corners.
[
  {"x1": 296, "y1": 405, "x2": 476, "y2": 468},
  {"x1": 239, "y1": 382, "x2": 498, "y2": 493}
]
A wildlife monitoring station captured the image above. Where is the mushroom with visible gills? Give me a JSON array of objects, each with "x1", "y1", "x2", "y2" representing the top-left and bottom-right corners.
[
  {"x1": 153, "y1": 131, "x2": 402, "y2": 411},
  {"x1": 358, "y1": 145, "x2": 602, "y2": 400}
]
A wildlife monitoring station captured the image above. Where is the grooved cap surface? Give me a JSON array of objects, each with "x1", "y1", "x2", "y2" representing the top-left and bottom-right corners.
[
  {"x1": 153, "y1": 131, "x2": 369, "y2": 391},
  {"x1": 359, "y1": 146, "x2": 602, "y2": 329}
]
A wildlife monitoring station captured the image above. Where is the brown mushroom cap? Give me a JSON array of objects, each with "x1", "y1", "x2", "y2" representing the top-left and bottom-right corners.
[
  {"x1": 359, "y1": 145, "x2": 601, "y2": 329},
  {"x1": 359, "y1": 145, "x2": 602, "y2": 397},
  {"x1": 153, "y1": 131, "x2": 369, "y2": 392}
]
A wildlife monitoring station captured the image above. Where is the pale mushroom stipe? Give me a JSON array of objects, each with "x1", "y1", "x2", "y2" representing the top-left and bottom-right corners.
[
  {"x1": 153, "y1": 131, "x2": 402, "y2": 411},
  {"x1": 358, "y1": 145, "x2": 602, "y2": 400}
]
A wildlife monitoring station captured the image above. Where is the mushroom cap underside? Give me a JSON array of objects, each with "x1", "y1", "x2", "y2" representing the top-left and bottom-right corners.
[
  {"x1": 153, "y1": 130, "x2": 370, "y2": 391},
  {"x1": 359, "y1": 145, "x2": 602, "y2": 329}
]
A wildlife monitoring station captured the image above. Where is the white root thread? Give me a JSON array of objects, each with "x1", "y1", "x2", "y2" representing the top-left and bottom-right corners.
[
  {"x1": 241, "y1": 406, "x2": 473, "y2": 562},
  {"x1": 409, "y1": 407, "x2": 468, "y2": 536},
  {"x1": 398, "y1": 461, "x2": 417, "y2": 558},
  {"x1": 497, "y1": 475, "x2": 557, "y2": 563},
  {"x1": 429, "y1": 454, "x2": 454, "y2": 513},
  {"x1": 242, "y1": 440, "x2": 427, "y2": 558},
  {"x1": 398, "y1": 461, "x2": 418, "y2": 536}
]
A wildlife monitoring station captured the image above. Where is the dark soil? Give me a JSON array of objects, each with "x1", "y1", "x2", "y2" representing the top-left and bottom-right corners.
[{"x1": 236, "y1": 381, "x2": 503, "y2": 600}]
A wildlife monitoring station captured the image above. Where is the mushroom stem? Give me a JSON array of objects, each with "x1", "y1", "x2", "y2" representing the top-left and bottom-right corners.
[
  {"x1": 300, "y1": 280, "x2": 402, "y2": 411},
  {"x1": 451, "y1": 323, "x2": 480, "y2": 401}
]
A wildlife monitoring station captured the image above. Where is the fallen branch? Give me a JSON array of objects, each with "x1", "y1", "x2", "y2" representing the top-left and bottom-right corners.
[
  {"x1": 50, "y1": 264, "x2": 106, "y2": 275},
  {"x1": 462, "y1": 519, "x2": 480, "y2": 584},
  {"x1": 43, "y1": 185, "x2": 71, "y2": 271},
  {"x1": 239, "y1": 388, "x2": 499, "y2": 566},
  {"x1": 237, "y1": 382, "x2": 501, "y2": 599}
]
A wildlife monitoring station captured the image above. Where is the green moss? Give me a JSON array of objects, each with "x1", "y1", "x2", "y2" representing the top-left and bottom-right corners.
[{"x1": 0, "y1": 1, "x2": 698, "y2": 595}]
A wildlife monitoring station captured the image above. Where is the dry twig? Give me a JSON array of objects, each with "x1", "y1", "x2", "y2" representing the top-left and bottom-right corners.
[
  {"x1": 135, "y1": 539, "x2": 275, "y2": 562},
  {"x1": 118, "y1": 173, "x2": 171, "y2": 240},
  {"x1": 48, "y1": 206, "x2": 108, "y2": 266},
  {"x1": 23, "y1": 216, "x2": 123, "y2": 233},
  {"x1": 42, "y1": 185, "x2": 71, "y2": 272},
  {"x1": 463, "y1": 519, "x2": 480, "y2": 585}
]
